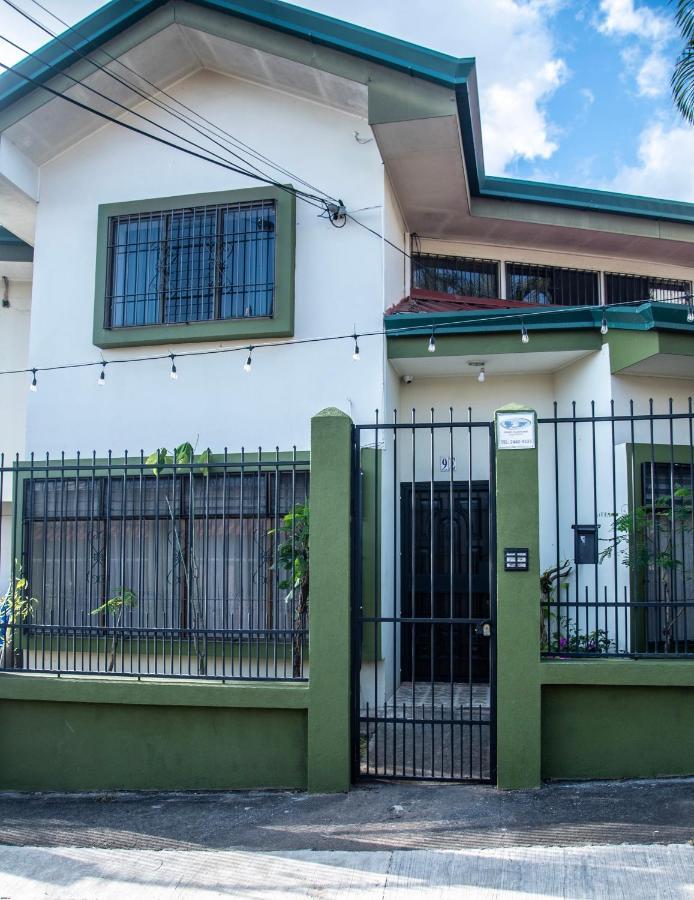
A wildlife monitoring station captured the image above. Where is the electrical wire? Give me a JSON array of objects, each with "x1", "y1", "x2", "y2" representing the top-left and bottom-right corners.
[
  {"x1": 4, "y1": 0, "x2": 340, "y2": 205},
  {"x1": 0, "y1": 299, "x2": 691, "y2": 380},
  {"x1": 0, "y1": 54, "x2": 329, "y2": 213}
]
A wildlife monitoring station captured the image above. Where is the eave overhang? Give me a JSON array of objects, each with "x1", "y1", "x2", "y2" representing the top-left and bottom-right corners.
[{"x1": 0, "y1": 0, "x2": 693, "y2": 247}]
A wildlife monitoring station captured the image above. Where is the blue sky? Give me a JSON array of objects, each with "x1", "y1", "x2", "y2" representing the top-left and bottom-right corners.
[{"x1": 1, "y1": 0, "x2": 692, "y2": 201}]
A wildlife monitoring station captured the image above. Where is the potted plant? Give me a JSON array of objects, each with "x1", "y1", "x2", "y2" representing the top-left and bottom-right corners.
[{"x1": 0, "y1": 563, "x2": 38, "y2": 670}]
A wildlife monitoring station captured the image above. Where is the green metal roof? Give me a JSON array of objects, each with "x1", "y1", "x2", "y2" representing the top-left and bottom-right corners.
[
  {"x1": 0, "y1": 0, "x2": 693, "y2": 225},
  {"x1": 384, "y1": 302, "x2": 694, "y2": 337},
  {"x1": 0, "y1": 226, "x2": 33, "y2": 262}
]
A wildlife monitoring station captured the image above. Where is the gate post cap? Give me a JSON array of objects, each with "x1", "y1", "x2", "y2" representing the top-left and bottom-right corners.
[
  {"x1": 313, "y1": 407, "x2": 351, "y2": 419},
  {"x1": 495, "y1": 402, "x2": 536, "y2": 413}
]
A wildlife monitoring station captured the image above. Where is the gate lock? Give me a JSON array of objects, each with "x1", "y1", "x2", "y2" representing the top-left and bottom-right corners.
[{"x1": 475, "y1": 622, "x2": 492, "y2": 638}]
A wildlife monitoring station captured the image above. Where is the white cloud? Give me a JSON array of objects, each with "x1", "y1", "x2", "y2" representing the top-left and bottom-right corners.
[
  {"x1": 2, "y1": 0, "x2": 568, "y2": 176},
  {"x1": 294, "y1": 0, "x2": 568, "y2": 174},
  {"x1": 597, "y1": 0, "x2": 672, "y2": 41},
  {"x1": 596, "y1": 0, "x2": 675, "y2": 99},
  {"x1": 604, "y1": 121, "x2": 694, "y2": 201},
  {"x1": 635, "y1": 48, "x2": 671, "y2": 98}
]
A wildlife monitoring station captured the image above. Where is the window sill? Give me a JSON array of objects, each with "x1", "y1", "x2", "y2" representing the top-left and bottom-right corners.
[{"x1": 93, "y1": 314, "x2": 293, "y2": 349}]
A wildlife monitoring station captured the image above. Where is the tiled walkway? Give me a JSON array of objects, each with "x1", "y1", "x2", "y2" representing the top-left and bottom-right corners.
[{"x1": 361, "y1": 681, "x2": 491, "y2": 780}]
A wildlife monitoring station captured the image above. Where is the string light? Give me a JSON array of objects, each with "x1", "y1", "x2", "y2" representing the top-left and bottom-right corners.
[
  {"x1": 600, "y1": 312, "x2": 609, "y2": 335},
  {"x1": 352, "y1": 334, "x2": 360, "y2": 361},
  {"x1": 97, "y1": 362, "x2": 106, "y2": 385},
  {"x1": 243, "y1": 347, "x2": 253, "y2": 373},
  {"x1": 29, "y1": 368, "x2": 37, "y2": 392},
  {"x1": 5, "y1": 296, "x2": 694, "y2": 386}
]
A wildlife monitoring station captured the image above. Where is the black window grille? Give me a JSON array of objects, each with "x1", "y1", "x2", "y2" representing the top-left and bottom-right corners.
[
  {"x1": 106, "y1": 200, "x2": 276, "y2": 328},
  {"x1": 605, "y1": 273, "x2": 692, "y2": 305},
  {"x1": 4, "y1": 460, "x2": 309, "y2": 680},
  {"x1": 506, "y1": 262, "x2": 599, "y2": 306},
  {"x1": 412, "y1": 253, "x2": 499, "y2": 298}
]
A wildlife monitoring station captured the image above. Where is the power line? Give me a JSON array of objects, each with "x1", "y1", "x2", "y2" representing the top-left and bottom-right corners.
[
  {"x1": 4, "y1": 0, "x2": 340, "y2": 204},
  {"x1": 0, "y1": 54, "x2": 328, "y2": 213}
]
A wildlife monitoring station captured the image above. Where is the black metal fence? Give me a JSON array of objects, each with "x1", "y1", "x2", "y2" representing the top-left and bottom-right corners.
[
  {"x1": 539, "y1": 400, "x2": 694, "y2": 659},
  {"x1": 0, "y1": 450, "x2": 309, "y2": 679},
  {"x1": 353, "y1": 410, "x2": 495, "y2": 782}
]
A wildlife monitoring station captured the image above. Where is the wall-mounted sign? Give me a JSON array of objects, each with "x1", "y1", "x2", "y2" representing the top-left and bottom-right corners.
[
  {"x1": 496, "y1": 411, "x2": 536, "y2": 450},
  {"x1": 504, "y1": 548, "x2": 529, "y2": 571},
  {"x1": 440, "y1": 456, "x2": 456, "y2": 472}
]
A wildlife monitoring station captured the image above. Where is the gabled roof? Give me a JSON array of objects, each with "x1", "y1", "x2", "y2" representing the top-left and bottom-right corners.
[{"x1": 0, "y1": 0, "x2": 693, "y2": 227}]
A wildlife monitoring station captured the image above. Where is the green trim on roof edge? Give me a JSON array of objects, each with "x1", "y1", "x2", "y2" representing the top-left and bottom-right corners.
[
  {"x1": 0, "y1": 0, "x2": 693, "y2": 225},
  {"x1": 385, "y1": 302, "x2": 694, "y2": 338}
]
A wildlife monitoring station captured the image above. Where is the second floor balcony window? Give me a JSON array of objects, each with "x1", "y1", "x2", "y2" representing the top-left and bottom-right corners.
[
  {"x1": 506, "y1": 262, "x2": 599, "y2": 307},
  {"x1": 412, "y1": 253, "x2": 499, "y2": 298}
]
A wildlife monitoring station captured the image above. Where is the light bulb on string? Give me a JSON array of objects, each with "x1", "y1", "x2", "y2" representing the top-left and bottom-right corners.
[
  {"x1": 244, "y1": 347, "x2": 253, "y2": 373},
  {"x1": 687, "y1": 305, "x2": 694, "y2": 324},
  {"x1": 352, "y1": 334, "x2": 360, "y2": 361},
  {"x1": 428, "y1": 329, "x2": 436, "y2": 353},
  {"x1": 169, "y1": 354, "x2": 178, "y2": 380},
  {"x1": 97, "y1": 362, "x2": 106, "y2": 386},
  {"x1": 521, "y1": 322, "x2": 529, "y2": 344},
  {"x1": 29, "y1": 368, "x2": 37, "y2": 392},
  {"x1": 600, "y1": 312, "x2": 608, "y2": 335}
]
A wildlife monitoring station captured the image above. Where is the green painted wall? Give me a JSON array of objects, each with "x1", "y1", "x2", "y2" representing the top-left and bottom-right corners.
[
  {"x1": 306, "y1": 408, "x2": 353, "y2": 792},
  {"x1": 542, "y1": 684, "x2": 694, "y2": 781},
  {"x1": 0, "y1": 699, "x2": 306, "y2": 791},
  {"x1": 494, "y1": 406, "x2": 542, "y2": 790}
]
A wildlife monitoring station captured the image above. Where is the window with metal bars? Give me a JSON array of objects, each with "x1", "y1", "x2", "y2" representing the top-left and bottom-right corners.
[
  {"x1": 605, "y1": 273, "x2": 692, "y2": 305},
  {"x1": 105, "y1": 199, "x2": 276, "y2": 328},
  {"x1": 411, "y1": 253, "x2": 499, "y2": 298},
  {"x1": 505, "y1": 262, "x2": 599, "y2": 306},
  {"x1": 22, "y1": 469, "x2": 309, "y2": 637}
]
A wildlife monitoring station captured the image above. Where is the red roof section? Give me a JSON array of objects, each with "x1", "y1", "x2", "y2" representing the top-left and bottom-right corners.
[{"x1": 385, "y1": 288, "x2": 542, "y2": 316}]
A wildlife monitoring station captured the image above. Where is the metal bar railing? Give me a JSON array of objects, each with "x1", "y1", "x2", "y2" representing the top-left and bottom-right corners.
[{"x1": 0, "y1": 449, "x2": 309, "y2": 680}]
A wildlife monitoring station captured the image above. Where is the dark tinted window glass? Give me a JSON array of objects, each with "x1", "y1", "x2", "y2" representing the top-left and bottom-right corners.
[
  {"x1": 412, "y1": 254, "x2": 499, "y2": 298},
  {"x1": 506, "y1": 262, "x2": 599, "y2": 306},
  {"x1": 605, "y1": 273, "x2": 692, "y2": 305}
]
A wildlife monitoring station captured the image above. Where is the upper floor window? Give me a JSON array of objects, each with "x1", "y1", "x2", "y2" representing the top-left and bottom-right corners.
[
  {"x1": 412, "y1": 253, "x2": 499, "y2": 298},
  {"x1": 605, "y1": 272, "x2": 692, "y2": 305},
  {"x1": 94, "y1": 186, "x2": 295, "y2": 349},
  {"x1": 506, "y1": 262, "x2": 599, "y2": 307},
  {"x1": 106, "y1": 200, "x2": 276, "y2": 328}
]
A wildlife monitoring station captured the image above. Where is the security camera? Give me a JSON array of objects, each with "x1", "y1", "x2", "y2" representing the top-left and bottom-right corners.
[{"x1": 401, "y1": 374, "x2": 414, "y2": 385}]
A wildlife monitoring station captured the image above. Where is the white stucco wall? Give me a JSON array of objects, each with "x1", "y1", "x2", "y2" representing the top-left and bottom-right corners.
[
  {"x1": 23, "y1": 69, "x2": 389, "y2": 456},
  {"x1": 0, "y1": 278, "x2": 31, "y2": 472}
]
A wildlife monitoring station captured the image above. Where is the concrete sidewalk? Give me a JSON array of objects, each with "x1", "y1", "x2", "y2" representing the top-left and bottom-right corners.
[
  {"x1": 0, "y1": 844, "x2": 692, "y2": 898},
  {"x1": 0, "y1": 781, "x2": 693, "y2": 897}
]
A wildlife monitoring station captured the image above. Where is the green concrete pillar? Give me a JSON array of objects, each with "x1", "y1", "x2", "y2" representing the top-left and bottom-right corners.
[
  {"x1": 494, "y1": 404, "x2": 542, "y2": 789},
  {"x1": 307, "y1": 407, "x2": 352, "y2": 792}
]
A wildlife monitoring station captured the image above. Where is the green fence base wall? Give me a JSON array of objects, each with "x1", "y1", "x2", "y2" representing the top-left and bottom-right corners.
[
  {"x1": 541, "y1": 684, "x2": 694, "y2": 782},
  {"x1": 0, "y1": 699, "x2": 307, "y2": 792}
]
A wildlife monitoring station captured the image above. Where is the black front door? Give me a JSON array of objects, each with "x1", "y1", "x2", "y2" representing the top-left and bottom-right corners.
[{"x1": 400, "y1": 481, "x2": 490, "y2": 683}]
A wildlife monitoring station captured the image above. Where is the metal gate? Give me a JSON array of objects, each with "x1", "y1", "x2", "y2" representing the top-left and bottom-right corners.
[{"x1": 351, "y1": 412, "x2": 496, "y2": 782}]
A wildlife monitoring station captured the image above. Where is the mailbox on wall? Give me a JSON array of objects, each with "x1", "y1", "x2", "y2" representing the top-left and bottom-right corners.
[{"x1": 572, "y1": 524, "x2": 599, "y2": 564}]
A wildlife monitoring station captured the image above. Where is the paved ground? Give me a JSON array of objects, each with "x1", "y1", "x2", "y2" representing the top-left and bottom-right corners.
[
  {"x1": 0, "y1": 780, "x2": 692, "y2": 897},
  {"x1": 0, "y1": 844, "x2": 692, "y2": 898}
]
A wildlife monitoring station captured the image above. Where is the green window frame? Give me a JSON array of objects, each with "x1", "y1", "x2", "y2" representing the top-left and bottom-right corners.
[{"x1": 93, "y1": 186, "x2": 295, "y2": 348}]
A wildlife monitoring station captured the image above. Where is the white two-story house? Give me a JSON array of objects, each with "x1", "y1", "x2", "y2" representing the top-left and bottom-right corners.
[{"x1": 1, "y1": 0, "x2": 694, "y2": 789}]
